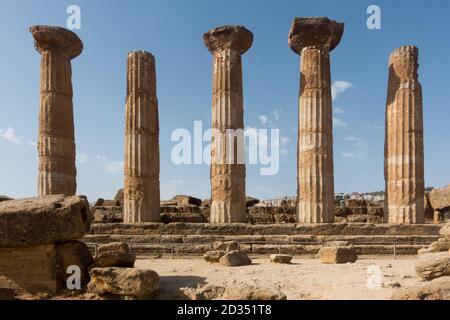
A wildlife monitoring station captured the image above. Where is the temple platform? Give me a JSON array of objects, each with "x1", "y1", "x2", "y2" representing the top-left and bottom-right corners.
[{"x1": 83, "y1": 223, "x2": 442, "y2": 257}]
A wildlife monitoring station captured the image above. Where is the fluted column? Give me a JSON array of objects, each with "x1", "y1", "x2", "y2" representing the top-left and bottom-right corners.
[
  {"x1": 288, "y1": 17, "x2": 344, "y2": 223},
  {"x1": 30, "y1": 26, "x2": 83, "y2": 196},
  {"x1": 385, "y1": 46, "x2": 425, "y2": 224},
  {"x1": 204, "y1": 26, "x2": 253, "y2": 223},
  {"x1": 123, "y1": 51, "x2": 160, "y2": 223}
]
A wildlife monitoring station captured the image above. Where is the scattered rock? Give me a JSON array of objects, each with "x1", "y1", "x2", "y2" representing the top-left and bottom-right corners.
[
  {"x1": 270, "y1": 254, "x2": 293, "y2": 264},
  {"x1": 55, "y1": 240, "x2": 93, "y2": 287},
  {"x1": 93, "y1": 242, "x2": 135, "y2": 268},
  {"x1": 179, "y1": 284, "x2": 286, "y2": 300},
  {"x1": 440, "y1": 222, "x2": 450, "y2": 240},
  {"x1": 429, "y1": 185, "x2": 450, "y2": 212},
  {"x1": 219, "y1": 250, "x2": 252, "y2": 267},
  {"x1": 0, "y1": 196, "x2": 13, "y2": 203},
  {"x1": 384, "y1": 281, "x2": 402, "y2": 288},
  {"x1": 92, "y1": 208, "x2": 123, "y2": 223},
  {"x1": 161, "y1": 195, "x2": 202, "y2": 207},
  {"x1": 93, "y1": 198, "x2": 105, "y2": 207},
  {"x1": 246, "y1": 197, "x2": 260, "y2": 207},
  {"x1": 114, "y1": 189, "x2": 124, "y2": 206},
  {"x1": 418, "y1": 239, "x2": 450, "y2": 255},
  {"x1": 203, "y1": 250, "x2": 226, "y2": 263},
  {"x1": 213, "y1": 241, "x2": 239, "y2": 252},
  {"x1": 416, "y1": 252, "x2": 450, "y2": 281},
  {"x1": 224, "y1": 287, "x2": 287, "y2": 300},
  {"x1": 87, "y1": 268, "x2": 159, "y2": 299},
  {"x1": 391, "y1": 276, "x2": 450, "y2": 300},
  {"x1": 274, "y1": 214, "x2": 296, "y2": 224},
  {"x1": 180, "y1": 284, "x2": 226, "y2": 300},
  {"x1": 0, "y1": 195, "x2": 90, "y2": 247},
  {"x1": 318, "y1": 246, "x2": 358, "y2": 264}
]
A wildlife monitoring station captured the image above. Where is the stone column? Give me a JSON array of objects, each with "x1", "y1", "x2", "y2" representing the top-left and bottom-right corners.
[
  {"x1": 123, "y1": 51, "x2": 160, "y2": 223},
  {"x1": 288, "y1": 17, "x2": 344, "y2": 223},
  {"x1": 30, "y1": 26, "x2": 83, "y2": 196},
  {"x1": 203, "y1": 26, "x2": 253, "y2": 223},
  {"x1": 385, "y1": 46, "x2": 425, "y2": 224}
]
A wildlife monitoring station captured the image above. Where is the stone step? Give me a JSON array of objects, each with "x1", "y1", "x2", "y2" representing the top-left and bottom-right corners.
[
  {"x1": 83, "y1": 234, "x2": 439, "y2": 245},
  {"x1": 84, "y1": 242, "x2": 429, "y2": 257},
  {"x1": 88, "y1": 222, "x2": 442, "y2": 236}
]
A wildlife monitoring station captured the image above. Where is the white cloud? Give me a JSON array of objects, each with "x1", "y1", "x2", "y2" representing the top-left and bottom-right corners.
[
  {"x1": 340, "y1": 135, "x2": 368, "y2": 159},
  {"x1": 334, "y1": 107, "x2": 345, "y2": 114},
  {"x1": 272, "y1": 108, "x2": 283, "y2": 121},
  {"x1": 96, "y1": 155, "x2": 123, "y2": 175},
  {"x1": 0, "y1": 127, "x2": 22, "y2": 146},
  {"x1": 341, "y1": 150, "x2": 367, "y2": 159},
  {"x1": 332, "y1": 81, "x2": 353, "y2": 101},
  {"x1": 344, "y1": 136, "x2": 367, "y2": 148},
  {"x1": 333, "y1": 117, "x2": 348, "y2": 128},
  {"x1": 258, "y1": 115, "x2": 270, "y2": 126},
  {"x1": 77, "y1": 153, "x2": 88, "y2": 164}
]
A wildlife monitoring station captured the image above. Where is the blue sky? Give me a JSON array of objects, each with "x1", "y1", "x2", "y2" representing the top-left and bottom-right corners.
[{"x1": 0, "y1": 0, "x2": 449, "y2": 201}]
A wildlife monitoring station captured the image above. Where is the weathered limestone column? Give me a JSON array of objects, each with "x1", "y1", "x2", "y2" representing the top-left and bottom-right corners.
[
  {"x1": 288, "y1": 17, "x2": 344, "y2": 223},
  {"x1": 30, "y1": 26, "x2": 83, "y2": 196},
  {"x1": 203, "y1": 26, "x2": 253, "y2": 223},
  {"x1": 385, "y1": 46, "x2": 425, "y2": 224},
  {"x1": 123, "y1": 51, "x2": 160, "y2": 223}
]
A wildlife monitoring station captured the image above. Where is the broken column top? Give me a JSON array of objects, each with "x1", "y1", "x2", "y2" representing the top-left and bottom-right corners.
[
  {"x1": 128, "y1": 50, "x2": 155, "y2": 64},
  {"x1": 288, "y1": 17, "x2": 344, "y2": 54},
  {"x1": 389, "y1": 45, "x2": 419, "y2": 81},
  {"x1": 203, "y1": 25, "x2": 253, "y2": 54},
  {"x1": 30, "y1": 25, "x2": 83, "y2": 59}
]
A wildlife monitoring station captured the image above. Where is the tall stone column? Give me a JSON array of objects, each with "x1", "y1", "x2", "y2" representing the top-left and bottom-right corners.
[
  {"x1": 385, "y1": 46, "x2": 425, "y2": 224},
  {"x1": 288, "y1": 17, "x2": 344, "y2": 223},
  {"x1": 30, "y1": 26, "x2": 83, "y2": 196},
  {"x1": 203, "y1": 26, "x2": 253, "y2": 223},
  {"x1": 123, "y1": 51, "x2": 160, "y2": 223}
]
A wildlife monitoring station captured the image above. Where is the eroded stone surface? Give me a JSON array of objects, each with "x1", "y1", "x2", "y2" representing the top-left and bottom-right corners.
[
  {"x1": 270, "y1": 254, "x2": 293, "y2": 264},
  {"x1": 203, "y1": 25, "x2": 253, "y2": 54},
  {"x1": 87, "y1": 267, "x2": 159, "y2": 299},
  {"x1": 0, "y1": 195, "x2": 90, "y2": 247},
  {"x1": 385, "y1": 46, "x2": 425, "y2": 224},
  {"x1": 318, "y1": 246, "x2": 358, "y2": 264},
  {"x1": 30, "y1": 25, "x2": 83, "y2": 196},
  {"x1": 123, "y1": 51, "x2": 160, "y2": 223},
  {"x1": 204, "y1": 25, "x2": 253, "y2": 223},
  {"x1": 415, "y1": 252, "x2": 450, "y2": 281},
  {"x1": 289, "y1": 17, "x2": 344, "y2": 223},
  {"x1": 219, "y1": 250, "x2": 252, "y2": 266},
  {"x1": 203, "y1": 250, "x2": 226, "y2": 263},
  {"x1": 288, "y1": 17, "x2": 344, "y2": 54},
  {"x1": 391, "y1": 276, "x2": 450, "y2": 300}
]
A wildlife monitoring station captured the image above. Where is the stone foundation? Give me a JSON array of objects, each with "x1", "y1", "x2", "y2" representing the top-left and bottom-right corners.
[{"x1": 83, "y1": 223, "x2": 441, "y2": 257}]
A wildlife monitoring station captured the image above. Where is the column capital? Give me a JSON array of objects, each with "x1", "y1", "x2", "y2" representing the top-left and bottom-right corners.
[
  {"x1": 30, "y1": 25, "x2": 83, "y2": 59},
  {"x1": 203, "y1": 25, "x2": 253, "y2": 55},
  {"x1": 288, "y1": 17, "x2": 344, "y2": 55},
  {"x1": 128, "y1": 50, "x2": 155, "y2": 64},
  {"x1": 389, "y1": 45, "x2": 419, "y2": 82}
]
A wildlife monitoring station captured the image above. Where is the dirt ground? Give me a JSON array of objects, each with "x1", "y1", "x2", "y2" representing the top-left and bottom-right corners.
[{"x1": 136, "y1": 255, "x2": 421, "y2": 300}]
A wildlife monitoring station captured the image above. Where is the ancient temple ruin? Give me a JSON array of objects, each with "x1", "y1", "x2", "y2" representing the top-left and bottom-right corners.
[
  {"x1": 30, "y1": 26, "x2": 82, "y2": 196},
  {"x1": 288, "y1": 17, "x2": 344, "y2": 223},
  {"x1": 385, "y1": 46, "x2": 425, "y2": 224},
  {"x1": 203, "y1": 25, "x2": 253, "y2": 223},
  {"x1": 123, "y1": 51, "x2": 160, "y2": 223}
]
